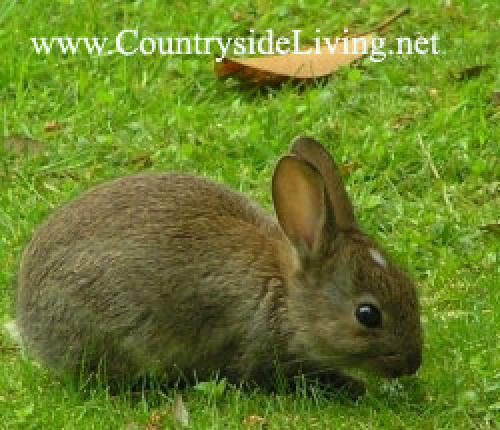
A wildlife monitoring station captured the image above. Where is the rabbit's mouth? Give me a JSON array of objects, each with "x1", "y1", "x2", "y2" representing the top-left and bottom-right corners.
[{"x1": 374, "y1": 352, "x2": 421, "y2": 378}]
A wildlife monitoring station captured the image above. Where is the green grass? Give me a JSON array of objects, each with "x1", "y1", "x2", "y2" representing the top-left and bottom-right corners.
[{"x1": 0, "y1": 0, "x2": 499, "y2": 428}]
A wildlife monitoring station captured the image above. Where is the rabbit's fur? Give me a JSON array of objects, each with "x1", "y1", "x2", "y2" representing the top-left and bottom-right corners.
[{"x1": 15, "y1": 137, "x2": 422, "y2": 391}]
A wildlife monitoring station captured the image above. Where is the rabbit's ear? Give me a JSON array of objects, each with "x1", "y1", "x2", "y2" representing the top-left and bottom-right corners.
[
  {"x1": 290, "y1": 136, "x2": 358, "y2": 232},
  {"x1": 272, "y1": 155, "x2": 330, "y2": 254}
]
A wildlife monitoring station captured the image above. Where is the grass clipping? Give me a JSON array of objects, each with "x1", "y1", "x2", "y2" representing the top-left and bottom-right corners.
[{"x1": 215, "y1": 7, "x2": 410, "y2": 85}]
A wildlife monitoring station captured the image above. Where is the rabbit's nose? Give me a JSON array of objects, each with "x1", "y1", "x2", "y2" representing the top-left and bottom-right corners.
[{"x1": 405, "y1": 349, "x2": 422, "y2": 375}]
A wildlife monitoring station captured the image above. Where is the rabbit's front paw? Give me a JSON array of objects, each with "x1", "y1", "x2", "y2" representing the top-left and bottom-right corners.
[{"x1": 305, "y1": 370, "x2": 366, "y2": 399}]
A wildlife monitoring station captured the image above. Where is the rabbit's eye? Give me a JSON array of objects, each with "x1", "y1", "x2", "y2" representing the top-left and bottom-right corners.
[{"x1": 355, "y1": 303, "x2": 381, "y2": 328}]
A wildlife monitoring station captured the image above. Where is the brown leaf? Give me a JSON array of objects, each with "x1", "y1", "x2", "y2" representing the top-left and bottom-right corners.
[
  {"x1": 150, "y1": 412, "x2": 162, "y2": 424},
  {"x1": 428, "y1": 88, "x2": 439, "y2": 97},
  {"x1": 3, "y1": 135, "x2": 44, "y2": 156},
  {"x1": 146, "y1": 410, "x2": 164, "y2": 430},
  {"x1": 443, "y1": 0, "x2": 457, "y2": 13},
  {"x1": 39, "y1": 170, "x2": 80, "y2": 181},
  {"x1": 215, "y1": 8, "x2": 411, "y2": 86},
  {"x1": 0, "y1": 345, "x2": 21, "y2": 353},
  {"x1": 130, "y1": 154, "x2": 153, "y2": 168},
  {"x1": 215, "y1": 35, "x2": 375, "y2": 85},
  {"x1": 232, "y1": 10, "x2": 243, "y2": 21},
  {"x1": 340, "y1": 161, "x2": 361, "y2": 176},
  {"x1": 443, "y1": 0, "x2": 453, "y2": 9},
  {"x1": 390, "y1": 114, "x2": 414, "y2": 130},
  {"x1": 243, "y1": 415, "x2": 268, "y2": 428},
  {"x1": 490, "y1": 91, "x2": 500, "y2": 107},
  {"x1": 44, "y1": 120, "x2": 61, "y2": 132},
  {"x1": 454, "y1": 65, "x2": 490, "y2": 81},
  {"x1": 479, "y1": 223, "x2": 500, "y2": 235}
]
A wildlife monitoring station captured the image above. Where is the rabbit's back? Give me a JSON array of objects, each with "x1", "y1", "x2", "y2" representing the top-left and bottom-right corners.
[{"x1": 17, "y1": 173, "x2": 287, "y2": 380}]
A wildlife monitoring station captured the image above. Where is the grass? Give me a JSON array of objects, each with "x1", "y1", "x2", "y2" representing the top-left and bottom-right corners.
[{"x1": 0, "y1": 0, "x2": 498, "y2": 428}]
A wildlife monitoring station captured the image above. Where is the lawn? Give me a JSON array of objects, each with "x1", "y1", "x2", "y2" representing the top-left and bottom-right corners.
[{"x1": 0, "y1": 0, "x2": 498, "y2": 428}]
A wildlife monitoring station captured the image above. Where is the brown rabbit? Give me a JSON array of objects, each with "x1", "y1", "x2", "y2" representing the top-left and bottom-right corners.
[{"x1": 13, "y1": 137, "x2": 422, "y2": 393}]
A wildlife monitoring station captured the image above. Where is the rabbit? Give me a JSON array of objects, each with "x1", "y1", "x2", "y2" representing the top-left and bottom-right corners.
[{"x1": 13, "y1": 136, "x2": 422, "y2": 394}]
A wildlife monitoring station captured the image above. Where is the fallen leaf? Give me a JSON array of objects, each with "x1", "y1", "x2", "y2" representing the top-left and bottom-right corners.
[
  {"x1": 151, "y1": 412, "x2": 162, "y2": 424},
  {"x1": 454, "y1": 65, "x2": 490, "y2": 81},
  {"x1": 479, "y1": 223, "x2": 500, "y2": 235},
  {"x1": 129, "y1": 154, "x2": 153, "y2": 168},
  {"x1": 443, "y1": 0, "x2": 457, "y2": 13},
  {"x1": 232, "y1": 10, "x2": 243, "y2": 21},
  {"x1": 215, "y1": 8, "x2": 410, "y2": 85},
  {"x1": 44, "y1": 120, "x2": 61, "y2": 132},
  {"x1": 0, "y1": 345, "x2": 23, "y2": 353},
  {"x1": 490, "y1": 91, "x2": 500, "y2": 107},
  {"x1": 215, "y1": 35, "x2": 375, "y2": 85},
  {"x1": 146, "y1": 410, "x2": 164, "y2": 430},
  {"x1": 172, "y1": 393, "x2": 189, "y2": 429},
  {"x1": 428, "y1": 88, "x2": 438, "y2": 97},
  {"x1": 243, "y1": 415, "x2": 268, "y2": 427},
  {"x1": 340, "y1": 161, "x2": 361, "y2": 176},
  {"x1": 256, "y1": 0, "x2": 271, "y2": 15},
  {"x1": 390, "y1": 114, "x2": 414, "y2": 130},
  {"x1": 39, "y1": 170, "x2": 80, "y2": 181},
  {"x1": 3, "y1": 135, "x2": 44, "y2": 156}
]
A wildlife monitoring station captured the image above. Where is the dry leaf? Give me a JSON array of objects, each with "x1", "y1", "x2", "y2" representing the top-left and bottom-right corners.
[
  {"x1": 129, "y1": 154, "x2": 153, "y2": 168},
  {"x1": 146, "y1": 410, "x2": 162, "y2": 430},
  {"x1": 215, "y1": 35, "x2": 374, "y2": 85},
  {"x1": 479, "y1": 223, "x2": 500, "y2": 234},
  {"x1": 44, "y1": 120, "x2": 61, "y2": 132},
  {"x1": 232, "y1": 10, "x2": 243, "y2": 21},
  {"x1": 3, "y1": 135, "x2": 44, "y2": 156},
  {"x1": 454, "y1": 65, "x2": 490, "y2": 81},
  {"x1": 145, "y1": 407, "x2": 170, "y2": 430},
  {"x1": 243, "y1": 415, "x2": 268, "y2": 427},
  {"x1": 390, "y1": 114, "x2": 414, "y2": 130},
  {"x1": 429, "y1": 88, "x2": 438, "y2": 97},
  {"x1": 443, "y1": 0, "x2": 456, "y2": 13},
  {"x1": 172, "y1": 393, "x2": 189, "y2": 429},
  {"x1": 442, "y1": 1, "x2": 466, "y2": 19},
  {"x1": 215, "y1": 8, "x2": 410, "y2": 85},
  {"x1": 340, "y1": 161, "x2": 361, "y2": 176},
  {"x1": 490, "y1": 91, "x2": 500, "y2": 107},
  {"x1": 39, "y1": 170, "x2": 80, "y2": 181},
  {"x1": 0, "y1": 345, "x2": 20, "y2": 353}
]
